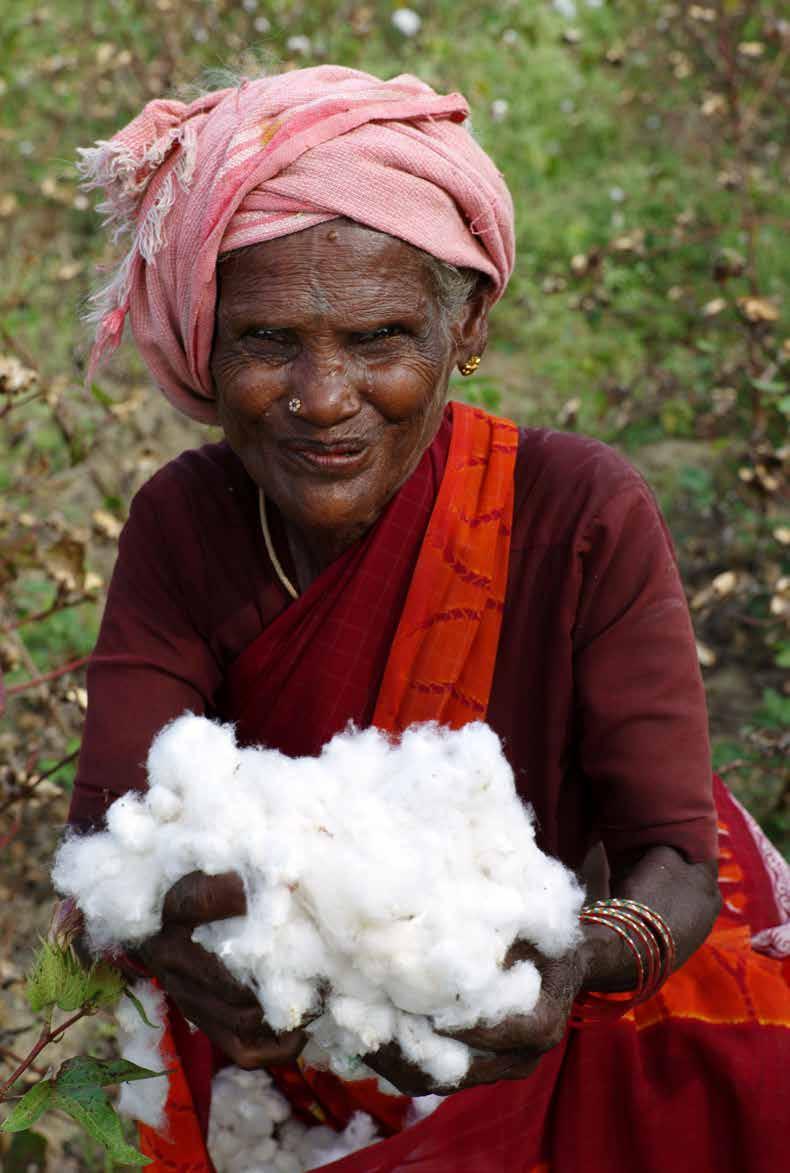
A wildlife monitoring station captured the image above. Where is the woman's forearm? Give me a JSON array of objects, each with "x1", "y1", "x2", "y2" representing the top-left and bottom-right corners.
[{"x1": 579, "y1": 845, "x2": 721, "y2": 993}]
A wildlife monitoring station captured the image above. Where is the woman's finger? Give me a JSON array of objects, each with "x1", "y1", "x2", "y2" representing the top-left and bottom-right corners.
[
  {"x1": 363, "y1": 1043, "x2": 437, "y2": 1097},
  {"x1": 366, "y1": 1043, "x2": 541, "y2": 1097},
  {"x1": 172, "y1": 987, "x2": 307, "y2": 1069},
  {"x1": 442, "y1": 994, "x2": 570, "y2": 1055},
  {"x1": 164, "y1": 970, "x2": 273, "y2": 1044},
  {"x1": 439, "y1": 948, "x2": 583, "y2": 1053},
  {"x1": 161, "y1": 871, "x2": 246, "y2": 926},
  {"x1": 138, "y1": 926, "x2": 259, "y2": 1007},
  {"x1": 438, "y1": 1015, "x2": 539, "y2": 1052},
  {"x1": 456, "y1": 1050, "x2": 541, "y2": 1089}
]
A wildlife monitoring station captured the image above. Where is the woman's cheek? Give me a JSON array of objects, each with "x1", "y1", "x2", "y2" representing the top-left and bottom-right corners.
[
  {"x1": 220, "y1": 371, "x2": 283, "y2": 428},
  {"x1": 368, "y1": 358, "x2": 447, "y2": 421}
]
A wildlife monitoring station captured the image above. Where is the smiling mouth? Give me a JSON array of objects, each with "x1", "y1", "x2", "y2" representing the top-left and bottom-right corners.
[{"x1": 282, "y1": 438, "x2": 371, "y2": 473}]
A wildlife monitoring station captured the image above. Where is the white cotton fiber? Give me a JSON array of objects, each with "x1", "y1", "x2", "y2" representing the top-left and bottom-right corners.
[
  {"x1": 115, "y1": 981, "x2": 168, "y2": 1130},
  {"x1": 53, "y1": 715, "x2": 584, "y2": 1087},
  {"x1": 207, "y1": 1066, "x2": 379, "y2": 1173}
]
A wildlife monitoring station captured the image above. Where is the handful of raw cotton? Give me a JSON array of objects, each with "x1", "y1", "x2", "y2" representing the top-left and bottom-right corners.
[{"x1": 54, "y1": 715, "x2": 584, "y2": 1087}]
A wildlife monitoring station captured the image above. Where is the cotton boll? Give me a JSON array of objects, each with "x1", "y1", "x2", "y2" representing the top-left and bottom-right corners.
[
  {"x1": 208, "y1": 1068, "x2": 283, "y2": 1173},
  {"x1": 271, "y1": 915, "x2": 328, "y2": 980},
  {"x1": 52, "y1": 832, "x2": 162, "y2": 948},
  {"x1": 417, "y1": 930, "x2": 502, "y2": 1008},
  {"x1": 258, "y1": 971, "x2": 318, "y2": 1032},
  {"x1": 328, "y1": 994, "x2": 396, "y2": 1052},
  {"x1": 518, "y1": 856, "x2": 585, "y2": 959},
  {"x1": 438, "y1": 958, "x2": 542, "y2": 1032},
  {"x1": 395, "y1": 1014, "x2": 471, "y2": 1086},
  {"x1": 207, "y1": 1067, "x2": 381, "y2": 1173},
  {"x1": 147, "y1": 713, "x2": 240, "y2": 805},
  {"x1": 406, "y1": 1093, "x2": 445, "y2": 1125},
  {"x1": 56, "y1": 715, "x2": 585, "y2": 1094},
  {"x1": 266, "y1": 1091, "x2": 292, "y2": 1127},
  {"x1": 115, "y1": 982, "x2": 168, "y2": 1130},
  {"x1": 305, "y1": 1111, "x2": 380, "y2": 1165},
  {"x1": 146, "y1": 784, "x2": 183, "y2": 823},
  {"x1": 192, "y1": 915, "x2": 249, "y2": 964},
  {"x1": 106, "y1": 792, "x2": 158, "y2": 854},
  {"x1": 277, "y1": 1119, "x2": 307, "y2": 1150},
  {"x1": 248, "y1": 1137, "x2": 278, "y2": 1163},
  {"x1": 305, "y1": 1015, "x2": 374, "y2": 1081},
  {"x1": 273, "y1": 1154, "x2": 302, "y2": 1173}
]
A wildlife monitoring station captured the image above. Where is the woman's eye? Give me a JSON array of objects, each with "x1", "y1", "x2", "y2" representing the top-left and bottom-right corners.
[
  {"x1": 246, "y1": 329, "x2": 287, "y2": 343},
  {"x1": 355, "y1": 325, "x2": 404, "y2": 344}
]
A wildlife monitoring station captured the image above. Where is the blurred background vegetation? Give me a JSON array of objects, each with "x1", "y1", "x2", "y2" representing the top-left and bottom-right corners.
[{"x1": 0, "y1": 1, "x2": 788, "y2": 1163}]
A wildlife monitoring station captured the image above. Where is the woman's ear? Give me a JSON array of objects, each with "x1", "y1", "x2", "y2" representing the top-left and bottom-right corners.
[{"x1": 452, "y1": 279, "x2": 493, "y2": 370}]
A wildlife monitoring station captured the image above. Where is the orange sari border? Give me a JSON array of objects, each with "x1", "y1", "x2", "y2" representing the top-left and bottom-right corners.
[{"x1": 373, "y1": 405, "x2": 518, "y2": 732}]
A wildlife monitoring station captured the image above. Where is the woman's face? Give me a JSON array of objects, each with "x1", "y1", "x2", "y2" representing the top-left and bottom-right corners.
[{"x1": 211, "y1": 221, "x2": 486, "y2": 544}]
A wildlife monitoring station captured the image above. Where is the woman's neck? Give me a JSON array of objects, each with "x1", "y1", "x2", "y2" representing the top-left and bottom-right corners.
[{"x1": 284, "y1": 518, "x2": 369, "y2": 593}]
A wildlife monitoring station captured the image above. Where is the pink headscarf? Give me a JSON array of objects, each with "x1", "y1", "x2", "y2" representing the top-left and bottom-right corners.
[{"x1": 81, "y1": 66, "x2": 515, "y2": 423}]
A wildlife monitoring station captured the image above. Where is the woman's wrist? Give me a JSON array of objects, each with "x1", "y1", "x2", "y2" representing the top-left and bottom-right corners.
[{"x1": 578, "y1": 918, "x2": 641, "y2": 994}]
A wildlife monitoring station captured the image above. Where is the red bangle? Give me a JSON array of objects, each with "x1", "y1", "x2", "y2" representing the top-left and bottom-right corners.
[
  {"x1": 571, "y1": 898, "x2": 677, "y2": 1027},
  {"x1": 609, "y1": 898, "x2": 676, "y2": 978}
]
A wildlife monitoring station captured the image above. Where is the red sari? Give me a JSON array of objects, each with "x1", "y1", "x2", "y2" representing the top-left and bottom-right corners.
[{"x1": 137, "y1": 404, "x2": 788, "y2": 1172}]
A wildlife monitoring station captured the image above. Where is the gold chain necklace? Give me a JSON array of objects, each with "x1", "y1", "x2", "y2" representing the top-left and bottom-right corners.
[{"x1": 258, "y1": 488, "x2": 299, "y2": 599}]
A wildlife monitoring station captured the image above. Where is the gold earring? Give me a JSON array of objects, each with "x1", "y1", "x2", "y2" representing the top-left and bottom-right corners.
[{"x1": 459, "y1": 354, "x2": 481, "y2": 377}]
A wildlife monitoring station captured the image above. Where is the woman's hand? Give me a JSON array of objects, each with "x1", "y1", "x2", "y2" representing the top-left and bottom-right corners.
[
  {"x1": 132, "y1": 871, "x2": 307, "y2": 1069},
  {"x1": 366, "y1": 844, "x2": 721, "y2": 1097},
  {"x1": 365, "y1": 942, "x2": 586, "y2": 1097}
]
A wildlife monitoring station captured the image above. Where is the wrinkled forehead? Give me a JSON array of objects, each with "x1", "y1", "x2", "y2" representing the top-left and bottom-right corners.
[{"x1": 215, "y1": 220, "x2": 437, "y2": 325}]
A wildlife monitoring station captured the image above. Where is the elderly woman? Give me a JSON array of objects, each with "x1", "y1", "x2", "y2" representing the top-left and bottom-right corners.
[{"x1": 69, "y1": 67, "x2": 787, "y2": 1172}]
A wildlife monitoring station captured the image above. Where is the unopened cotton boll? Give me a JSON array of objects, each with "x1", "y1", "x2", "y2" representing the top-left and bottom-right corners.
[{"x1": 54, "y1": 715, "x2": 584, "y2": 1090}]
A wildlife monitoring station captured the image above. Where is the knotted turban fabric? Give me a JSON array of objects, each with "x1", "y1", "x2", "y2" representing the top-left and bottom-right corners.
[{"x1": 81, "y1": 65, "x2": 515, "y2": 423}]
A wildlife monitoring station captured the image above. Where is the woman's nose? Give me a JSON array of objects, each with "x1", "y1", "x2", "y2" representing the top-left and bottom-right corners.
[{"x1": 293, "y1": 353, "x2": 360, "y2": 427}]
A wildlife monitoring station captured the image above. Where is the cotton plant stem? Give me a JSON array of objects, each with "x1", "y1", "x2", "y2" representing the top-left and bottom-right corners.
[
  {"x1": 0, "y1": 1046, "x2": 47, "y2": 1078},
  {"x1": 0, "y1": 1007, "x2": 90, "y2": 1101},
  {"x1": 0, "y1": 748, "x2": 81, "y2": 818},
  {"x1": 6, "y1": 657, "x2": 90, "y2": 696},
  {"x1": 3, "y1": 595, "x2": 92, "y2": 634}
]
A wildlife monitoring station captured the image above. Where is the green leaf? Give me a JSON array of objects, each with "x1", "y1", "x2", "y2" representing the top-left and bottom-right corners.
[
  {"x1": 57, "y1": 1056, "x2": 166, "y2": 1089},
  {"x1": 3, "y1": 1128, "x2": 48, "y2": 1171},
  {"x1": 751, "y1": 377, "x2": 787, "y2": 395},
  {"x1": 756, "y1": 688, "x2": 790, "y2": 728},
  {"x1": 711, "y1": 740, "x2": 749, "y2": 770},
  {"x1": 90, "y1": 383, "x2": 113, "y2": 407},
  {"x1": 123, "y1": 986, "x2": 158, "y2": 1029},
  {"x1": 774, "y1": 644, "x2": 790, "y2": 670},
  {"x1": 0, "y1": 1080, "x2": 55, "y2": 1133},
  {"x1": 52, "y1": 1083, "x2": 151, "y2": 1166}
]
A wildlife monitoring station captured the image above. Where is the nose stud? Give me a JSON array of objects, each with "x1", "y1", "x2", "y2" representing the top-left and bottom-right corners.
[{"x1": 288, "y1": 397, "x2": 302, "y2": 415}]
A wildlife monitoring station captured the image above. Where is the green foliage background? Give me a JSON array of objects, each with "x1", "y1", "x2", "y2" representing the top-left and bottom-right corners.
[{"x1": 0, "y1": 3, "x2": 788, "y2": 1165}]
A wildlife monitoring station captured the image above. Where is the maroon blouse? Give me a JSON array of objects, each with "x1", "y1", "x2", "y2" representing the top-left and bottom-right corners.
[{"x1": 68, "y1": 412, "x2": 716, "y2": 868}]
